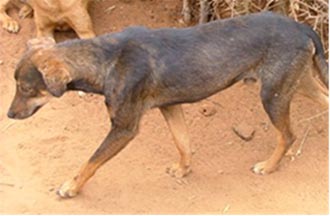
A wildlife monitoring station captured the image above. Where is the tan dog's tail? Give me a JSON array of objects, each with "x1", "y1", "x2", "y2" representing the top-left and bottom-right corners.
[{"x1": 300, "y1": 23, "x2": 329, "y2": 88}]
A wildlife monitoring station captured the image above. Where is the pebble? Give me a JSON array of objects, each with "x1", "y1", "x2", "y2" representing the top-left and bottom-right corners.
[
  {"x1": 199, "y1": 104, "x2": 217, "y2": 117},
  {"x1": 232, "y1": 122, "x2": 255, "y2": 141}
]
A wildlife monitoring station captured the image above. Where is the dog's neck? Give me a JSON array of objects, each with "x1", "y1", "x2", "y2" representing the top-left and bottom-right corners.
[
  {"x1": 62, "y1": 52, "x2": 109, "y2": 95},
  {"x1": 66, "y1": 71, "x2": 106, "y2": 94},
  {"x1": 57, "y1": 37, "x2": 120, "y2": 95}
]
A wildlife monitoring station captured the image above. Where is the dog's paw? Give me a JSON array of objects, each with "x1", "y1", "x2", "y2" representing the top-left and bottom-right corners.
[
  {"x1": 57, "y1": 179, "x2": 79, "y2": 198},
  {"x1": 166, "y1": 163, "x2": 191, "y2": 178},
  {"x1": 2, "y1": 19, "x2": 20, "y2": 33},
  {"x1": 252, "y1": 161, "x2": 277, "y2": 175}
]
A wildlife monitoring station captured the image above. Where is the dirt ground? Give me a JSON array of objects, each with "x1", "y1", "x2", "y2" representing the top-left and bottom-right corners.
[{"x1": 0, "y1": 0, "x2": 328, "y2": 214}]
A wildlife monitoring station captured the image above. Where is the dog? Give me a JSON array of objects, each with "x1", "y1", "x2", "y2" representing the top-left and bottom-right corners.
[
  {"x1": 7, "y1": 12, "x2": 328, "y2": 198},
  {"x1": 0, "y1": 0, "x2": 32, "y2": 33},
  {"x1": 27, "y1": 0, "x2": 95, "y2": 39},
  {"x1": 0, "y1": 0, "x2": 95, "y2": 39}
]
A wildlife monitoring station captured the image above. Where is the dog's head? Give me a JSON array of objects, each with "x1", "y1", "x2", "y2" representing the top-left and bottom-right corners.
[{"x1": 7, "y1": 37, "x2": 72, "y2": 119}]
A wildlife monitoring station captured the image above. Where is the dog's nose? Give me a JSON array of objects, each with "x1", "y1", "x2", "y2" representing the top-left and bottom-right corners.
[{"x1": 7, "y1": 110, "x2": 16, "y2": 119}]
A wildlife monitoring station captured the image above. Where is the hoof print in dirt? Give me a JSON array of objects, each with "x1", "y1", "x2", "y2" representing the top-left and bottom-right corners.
[
  {"x1": 232, "y1": 122, "x2": 255, "y2": 141},
  {"x1": 199, "y1": 104, "x2": 217, "y2": 117}
]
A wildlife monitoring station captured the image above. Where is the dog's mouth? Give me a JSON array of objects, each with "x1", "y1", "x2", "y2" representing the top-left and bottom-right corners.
[
  {"x1": 8, "y1": 105, "x2": 43, "y2": 120},
  {"x1": 30, "y1": 105, "x2": 43, "y2": 116}
]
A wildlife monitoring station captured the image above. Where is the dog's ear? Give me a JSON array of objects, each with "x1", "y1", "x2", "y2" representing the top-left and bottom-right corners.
[
  {"x1": 31, "y1": 50, "x2": 72, "y2": 97},
  {"x1": 27, "y1": 37, "x2": 56, "y2": 51}
]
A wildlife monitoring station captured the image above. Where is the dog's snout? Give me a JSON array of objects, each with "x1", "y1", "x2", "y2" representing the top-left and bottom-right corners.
[{"x1": 7, "y1": 110, "x2": 16, "y2": 119}]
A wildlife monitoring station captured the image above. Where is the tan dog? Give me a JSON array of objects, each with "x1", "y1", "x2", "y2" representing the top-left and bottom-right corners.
[
  {"x1": 27, "y1": 0, "x2": 95, "y2": 39},
  {"x1": 0, "y1": 0, "x2": 95, "y2": 39}
]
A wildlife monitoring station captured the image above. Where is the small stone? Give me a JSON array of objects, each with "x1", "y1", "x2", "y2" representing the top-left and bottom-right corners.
[
  {"x1": 199, "y1": 104, "x2": 217, "y2": 117},
  {"x1": 78, "y1": 91, "x2": 86, "y2": 97},
  {"x1": 260, "y1": 122, "x2": 269, "y2": 131},
  {"x1": 232, "y1": 122, "x2": 255, "y2": 141},
  {"x1": 0, "y1": 60, "x2": 3, "y2": 65}
]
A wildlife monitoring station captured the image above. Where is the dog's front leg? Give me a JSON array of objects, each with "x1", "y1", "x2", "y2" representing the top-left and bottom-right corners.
[
  {"x1": 18, "y1": 3, "x2": 33, "y2": 19},
  {"x1": 199, "y1": 0, "x2": 210, "y2": 24},
  {"x1": 182, "y1": 0, "x2": 192, "y2": 24},
  {"x1": 57, "y1": 124, "x2": 139, "y2": 198},
  {"x1": 160, "y1": 105, "x2": 192, "y2": 178}
]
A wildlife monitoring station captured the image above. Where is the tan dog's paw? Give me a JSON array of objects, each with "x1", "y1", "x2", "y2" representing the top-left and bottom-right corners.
[
  {"x1": 166, "y1": 163, "x2": 191, "y2": 178},
  {"x1": 182, "y1": 11, "x2": 191, "y2": 24},
  {"x1": 2, "y1": 18, "x2": 20, "y2": 33},
  {"x1": 252, "y1": 161, "x2": 278, "y2": 175},
  {"x1": 18, "y1": 5, "x2": 33, "y2": 19},
  {"x1": 57, "y1": 179, "x2": 79, "y2": 198}
]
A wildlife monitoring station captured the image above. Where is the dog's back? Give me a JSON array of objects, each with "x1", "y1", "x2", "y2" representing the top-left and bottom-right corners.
[{"x1": 97, "y1": 12, "x2": 326, "y2": 107}]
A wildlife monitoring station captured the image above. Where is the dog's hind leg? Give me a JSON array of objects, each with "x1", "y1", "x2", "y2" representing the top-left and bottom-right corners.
[
  {"x1": 33, "y1": 13, "x2": 54, "y2": 38},
  {"x1": 251, "y1": 47, "x2": 320, "y2": 175},
  {"x1": 252, "y1": 85, "x2": 296, "y2": 175},
  {"x1": 57, "y1": 109, "x2": 141, "y2": 198},
  {"x1": 251, "y1": 54, "x2": 312, "y2": 174},
  {"x1": 160, "y1": 105, "x2": 192, "y2": 178},
  {"x1": 298, "y1": 70, "x2": 329, "y2": 107},
  {"x1": 67, "y1": 8, "x2": 95, "y2": 39}
]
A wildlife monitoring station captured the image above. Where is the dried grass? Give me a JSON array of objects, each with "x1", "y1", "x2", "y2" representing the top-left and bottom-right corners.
[{"x1": 189, "y1": 0, "x2": 328, "y2": 58}]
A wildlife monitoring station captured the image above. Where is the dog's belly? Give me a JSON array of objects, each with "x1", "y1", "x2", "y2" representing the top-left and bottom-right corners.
[
  {"x1": 153, "y1": 48, "x2": 262, "y2": 106},
  {"x1": 54, "y1": 21, "x2": 71, "y2": 31},
  {"x1": 153, "y1": 65, "x2": 258, "y2": 108}
]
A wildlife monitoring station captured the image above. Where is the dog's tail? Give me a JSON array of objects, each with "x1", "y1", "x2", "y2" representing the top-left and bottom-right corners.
[{"x1": 299, "y1": 23, "x2": 328, "y2": 88}]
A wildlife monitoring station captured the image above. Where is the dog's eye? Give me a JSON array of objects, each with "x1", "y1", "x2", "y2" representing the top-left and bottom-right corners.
[
  {"x1": 21, "y1": 85, "x2": 32, "y2": 92},
  {"x1": 19, "y1": 85, "x2": 35, "y2": 95}
]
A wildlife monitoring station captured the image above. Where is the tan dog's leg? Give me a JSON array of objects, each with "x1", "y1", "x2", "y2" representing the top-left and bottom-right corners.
[
  {"x1": 182, "y1": 0, "x2": 192, "y2": 24},
  {"x1": 67, "y1": 8, "x2": 95, "y2": 39},
  {"x1": 160, "y1": 105, "x2": 192, "y2": 178},
  {"x1": 199, "y1": 0, "x2": 210, "y2": 24},
  {"x1": 0, "y1": 0, "x2": 19, "y2": 33},
  {"x1": 18, "y1": 4, "x2": 33, "y2": 19},
  {"x1": 33, "y1": 12, "x2": 54, "y2": 38}
]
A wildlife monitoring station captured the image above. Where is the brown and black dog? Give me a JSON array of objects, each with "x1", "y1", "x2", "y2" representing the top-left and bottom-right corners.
[
  {"x1": 0, "y1": 0, "x2": 95, "y2": 39},
  {"x1": 7, "y1": 12, "x2": 328, "y2": 198}
]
